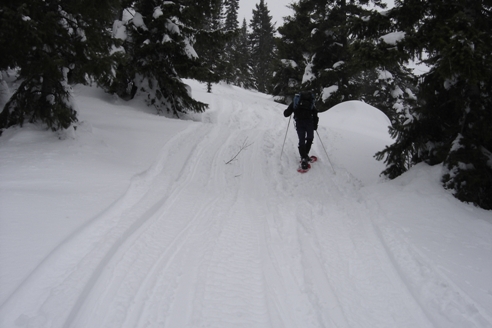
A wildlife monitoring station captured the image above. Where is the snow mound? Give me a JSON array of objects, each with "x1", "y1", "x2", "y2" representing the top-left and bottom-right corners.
[
  {"x1": 318, "y1": 100, "x2": 392, "y2": 185},
  {"x1": 321, "y1": 100, "x2": 391, "y2": 139}
]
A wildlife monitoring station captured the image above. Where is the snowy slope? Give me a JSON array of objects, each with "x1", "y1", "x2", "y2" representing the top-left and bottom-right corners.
[{"x1": 0, "y1": 81, "x2": 491, "y2": 328}]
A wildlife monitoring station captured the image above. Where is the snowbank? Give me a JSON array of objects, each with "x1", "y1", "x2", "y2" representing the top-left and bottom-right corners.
[{"x1": 318, "y1": 100, "x2": 392, "y2": 185}]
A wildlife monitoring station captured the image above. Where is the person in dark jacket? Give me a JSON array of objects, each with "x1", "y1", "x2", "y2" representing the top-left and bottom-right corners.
[{"x1": 284, "y1": 91, "x2": 319, "y2": 170}]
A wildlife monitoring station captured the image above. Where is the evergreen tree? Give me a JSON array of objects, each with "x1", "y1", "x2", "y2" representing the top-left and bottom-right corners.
[
  {"x1": 221, "y1": 0, "x2": 240, "y2": 84},
  {"x1": 272, "y1": 0, "x2": 316, "y2": 104},
  {"x1": 273, "y1": 0, "x2": 415, "y2": 115},
  {"x1": 249, "y1": 0, "x2": 276, "y2": 93},
  {"x1": 0, "y1": 0, "x2": 120, "y2": 132},
  {"x1": 224, "y1": 0, "x2": 239, "y2": 31},
  {"x1": 194, "y1": 0, "x2": 229, "y2": 93},
  {"x1": 110, "y1": 0, "x2": 210, "y2": 115},
  {"x1": 233, "y1": 19, "x2": 255, "y2": 89},
  {"x1": 376, "y1": 0, "x2": 492, "y2": 209},
  {"x1": 302, "y1": 0, "x2": 393, "y2": 110},
  {"x1": 348, "y1": 10, "x2": 418, "y2": 122}
]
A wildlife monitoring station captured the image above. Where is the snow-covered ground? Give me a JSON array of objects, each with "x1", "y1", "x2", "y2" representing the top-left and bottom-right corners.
[{"x1": 0, "y1": 81, "x2": 491, "y2": 328}]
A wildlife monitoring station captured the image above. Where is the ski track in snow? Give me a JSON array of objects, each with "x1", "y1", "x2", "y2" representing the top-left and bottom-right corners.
[{"x1": 1, "y1": 84, "x2": 490, "y2": 328}]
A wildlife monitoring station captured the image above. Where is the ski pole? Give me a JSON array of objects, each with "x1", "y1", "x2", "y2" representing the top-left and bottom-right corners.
[
  {"x1": 280, "y1": 114, "x2": 292, "y2": 160},
  {"x1": 316, "y1": 130, "x2": 335, "y2": 174}
]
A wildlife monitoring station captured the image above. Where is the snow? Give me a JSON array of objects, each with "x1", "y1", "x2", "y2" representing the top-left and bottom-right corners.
[
  {"x1": 76, "y1": 28, "x2": 87, "y2": 42},
  {"x1": 281, "y1": 59, "x2": 297, "y2": 68},
  {"x1": 153, "y1": 6, "x2": 164, "y2": 19},
  {"x1": 131, "y1": 13, "x2": 147, "y2": 31},
  {"x1": 162, "y1": 34, "x2": 172, "y2": 43},
  {"x1": 0, "y1": 81, "x2": 491, "y2": 328},
  {"x1": 302, "y1": 62, "x2": 315, "y2": 84},
  {"x1": 322, "y1": 85, "x2": 338, "y2": 102},
  {"x1": 183, "y1": 38, "x2": 198, "y2": 59},
  {"x1": 319, "y1": 100, "x2": 391, "y2": 185},
  {"x1": 0, "y1": 77, "x2": 10, "y2": 109},
  {"x1": 444, "y1": 75, "x2": 459, "y2": 90},
  {"x1": 333, "y1": 61, "x2": 345, "y2": 69},
  {"x1": 380, "y1": 31, "x2": 406, "y2": 45},
  {"x1": 166, "y1": 20, "x2": 180, "y2": 35},
  {"x1": 377, "y1": 68, "x2": 393, "y2": 80},
  {"x1": 112, "y1": 20, "x2": 127, "y2": 41}
]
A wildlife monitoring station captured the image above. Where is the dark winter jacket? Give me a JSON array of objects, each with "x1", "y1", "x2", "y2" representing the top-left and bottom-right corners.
[{"x1": 284, "y1": 103, "x2": 319, "y2": 130}]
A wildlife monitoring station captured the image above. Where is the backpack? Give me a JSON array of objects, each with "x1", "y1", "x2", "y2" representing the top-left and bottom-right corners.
[{"x1": 293, "y1": 91, "x2": 315, "y2": 119}]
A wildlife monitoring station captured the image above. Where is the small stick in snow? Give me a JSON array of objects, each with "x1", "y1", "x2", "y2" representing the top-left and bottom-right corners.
[{"x1": 226, "y1": 138, "x2": 253, "y2": 164}]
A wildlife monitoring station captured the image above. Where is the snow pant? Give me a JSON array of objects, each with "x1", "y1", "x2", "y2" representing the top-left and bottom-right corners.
[{"x1": 295, "y1": 118, "x2": 314, "y2": 160}]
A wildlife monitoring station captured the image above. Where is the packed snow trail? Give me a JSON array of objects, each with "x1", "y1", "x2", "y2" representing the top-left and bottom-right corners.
[{"x1": 1, "y1": 82, "x2": 491, "y2": 328}]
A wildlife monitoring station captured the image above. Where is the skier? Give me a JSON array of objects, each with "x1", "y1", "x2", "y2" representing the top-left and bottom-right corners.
[{"x1": 283, "y1": 91, "x2": 319, "y2": 170}]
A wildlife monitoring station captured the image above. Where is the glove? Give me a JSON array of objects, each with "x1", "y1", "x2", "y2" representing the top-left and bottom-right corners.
[
  {"x1": 284, "y1": 104, "x2": 294, "y2": 117},
  {"x1": 314, "y1": 116, "x2": 319, "y2": 130}
]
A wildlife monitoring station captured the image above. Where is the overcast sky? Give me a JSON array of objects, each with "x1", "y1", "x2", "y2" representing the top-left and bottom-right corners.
[
  {"x1": 238, "y1": 0, "x2": 294, "y2": 28},
  {"x1": 237, "y1": 0, "x2": 395, "y2": 29}
]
